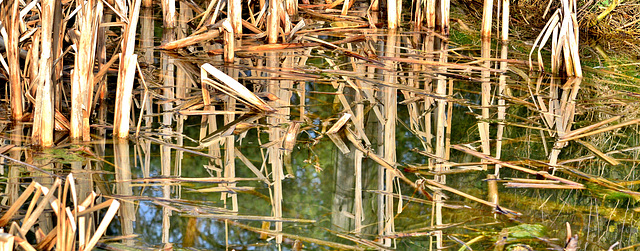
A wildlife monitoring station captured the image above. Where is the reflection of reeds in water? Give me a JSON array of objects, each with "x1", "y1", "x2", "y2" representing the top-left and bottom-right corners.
[{"x1": 0, "y1": 175, "x2": 120, "y2": 250}]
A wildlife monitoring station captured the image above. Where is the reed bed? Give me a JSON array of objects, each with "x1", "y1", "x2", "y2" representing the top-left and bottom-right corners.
[{"x1": 4, "y1": 0, "x2": 640, "y2": 249}]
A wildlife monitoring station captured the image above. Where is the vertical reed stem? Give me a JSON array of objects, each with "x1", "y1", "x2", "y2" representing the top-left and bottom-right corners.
[
  {"x1": 5, "y1": 0, "x2": 23, "y2": 120},
  {"x1": 267, "y1": 0, "x2": 279, "y2": 43},
  {"x1": 229, "y1": 0, "x2": 242, "y2": 34},
  {"x1": 481, "y1": 0, "x2": 493, "y2": 38}
]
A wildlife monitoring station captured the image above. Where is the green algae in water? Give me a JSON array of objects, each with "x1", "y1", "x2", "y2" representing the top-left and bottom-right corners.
[{"x1": 505, "y1": 224, "x2": 547, "y2": 239}]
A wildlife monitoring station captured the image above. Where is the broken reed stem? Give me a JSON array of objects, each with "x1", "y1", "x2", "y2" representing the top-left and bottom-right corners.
[
  {"x1": 32, "y1": 0, "x2": 56, "y2": 147},
  {"x1": 114, "y1": 0, "x2": 142, "y2": 138},
  {"x1": 200, "y1": 63, "x2": 276, "y2": 112},
  {"x1": 71, "y1": 0, "x2": 102, "y2": 141}
]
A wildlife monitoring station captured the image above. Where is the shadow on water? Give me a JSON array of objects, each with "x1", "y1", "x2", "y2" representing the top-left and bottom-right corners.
[{"x1": 3, "y1": 7, "x2": 640, "y2": 251}]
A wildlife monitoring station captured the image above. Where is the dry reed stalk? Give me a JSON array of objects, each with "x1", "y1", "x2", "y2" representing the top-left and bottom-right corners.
[
  {"x1": 3, "y1": 0, "x2": 23, "y2": 120},
  {"x1": 222, "y1": 19, "x2": 235, "y2": 63},
  {"x1": 267, "y1": 0, "x2": 279, "y2": 43},
  {"x1": 562, "y1": 116, "x2": 621, "y2": 140},
  {"x1": 423, "y1": 179, "x2": 520, "y2": 215},
  {"x1": 327, "y1": 133, "x2": 350, "y2": 154},
  {"x1": 387, "y1": 0, "x2": 400, "y2": 29},
  {"x1": 281, "y1": 122, "x2": 300, "y2": 151},
  {"x1": 0, "y1": 233, "x2": 14, "y2": 250},
  {"x1": 439, "y1": 0, "x2": 450, "y2": 34},
  {"x1": 162, "y1": 0, "x2": 176, "y2": 28},
  {"x1": 158, "y1": 30, "x2": 221, "y2": 50},
  {"x1": 500, "y1": 0, "x2": 509, "y2": 40},
  {"x1": 31, "y1": 0, "x2": 56, "y2": 147},
  {"x1": 487, "y1": 174, "x2": 498, "y2": 205},
  {"x1": 285, "y1": 0, "x2": 297, "y2": 15},
  {"x1": 480, "y1": 0, "x2": 493, "y2": 37},
  {"x1": 114, "y1": 54, "x2": 138, "y2": 138},
  {"x1": 478, "y1": 38, "x2": 492, "y2": 163},
  {"x1": 575, "y1": 140, "x2": 621, "y2": 166},
  {"x1": 113, "y1": 0, "x2": 142, "y2": 138},
  {"x1": 228, "y1": 0, "x2": 242, "y2": 34},
  {"x1": 452, "y1": 144, "x2": 583, "y2": 187},
  {"x1": 495, "y1": 43, "x2": 508, "y2": 175},
  {"x1": 234, "y1": 148, "x2": 270, "y2": 183},
  {"x1": 326, "y1": 113, "x2": 351, "y2": 134},
  {"x1": 558, "y1": 118, "x2": 640, "y2": 144},
  {"x1": 201, "y1": 63, "x2": 276, "y2": 112},
  {"x1": 266, "y1": 52, "x2": 283, "y2": 244},
  {"x1": 71, "y1": 0, "x2": 102, "y2": 140}
]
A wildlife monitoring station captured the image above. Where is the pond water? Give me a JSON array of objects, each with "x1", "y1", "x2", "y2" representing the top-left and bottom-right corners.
[{"x1": 2, "y1": 8, "x2": 640, "y2": 251}]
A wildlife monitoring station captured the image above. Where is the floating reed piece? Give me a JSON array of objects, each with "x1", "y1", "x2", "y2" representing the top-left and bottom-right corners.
[
  {"x1": 0, "y1": 175, "x2": 120, "y2": 250},
  {"x1": 200, "y1": 64, "x2": 276, "y2": 113}
]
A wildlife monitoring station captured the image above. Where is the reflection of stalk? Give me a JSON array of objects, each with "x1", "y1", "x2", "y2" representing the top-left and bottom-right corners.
[
  {"x1": 432, "y1": 37, "x2": 449, "y2": 250},
  {"x1": 267, "y1": 51, "x2": 284, "y2": 243},
  {"x1": 378, "y1": 31, "x2": 398, "y2": 247},
  {"x1": 114, "y1": 140, "x2": 135, "y2": 245},
  {"x1": 223, "y1": 67, "x2": 238, "y2": 212},
  {"x1": 495, "y1": 43, "x2": 508, "y2": 175}
]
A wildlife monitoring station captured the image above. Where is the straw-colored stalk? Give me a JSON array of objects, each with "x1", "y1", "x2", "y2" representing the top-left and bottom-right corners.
[
  {"x1": 501, "y1": 0, "x2": 509, "y2": 41},
  {"x1": 222, "y1": 20, "x2": 235, "y2": 63},
  {"x1": 487, "y1": 174, "x2": 498, "y2": 205},
  {"x1": 495, "y1": 43, "x2": 508, "y2": 174},
  {"x1": 370, "y1": 0, "x2": 379, "y2": 11},
  {"x1": 281, "y1": 122, "x2": 301, "y2": 152},
  {"x1": 3, "y1": 0, "x2": 23, "y2": 120},
  {"x1": 439, "y1": 0, "x2": 450, "y2": 34},
  {"x1": 387, "y1": 0, "x2": 401, "y2": 29},
  {"x1": 529, "y1": 0, "x2": 582, "y2": 77},
  {"x1": 228, "y1": 0, "x2": 242, "y2": 34},
  {"x1": 479, "y1": 38, "x2": 492, "y2": 160},
  {"x1": 326, "y1": 113, "x2": 351, "y2": 134},
  {"x1": 32, "y1": 0, "x2": 56, "y2": 147},
  {"x1": 71, "y1": 0, "x2": 102, "y2": 140},
  {"x1": 285, "y1": 0, "x2": 297, "y2": 15},
  {"x1": 114, "y1": 0, "x2": 142, "y2": 138},
  {"x1": 162, "y1": 0, "x2": 176, "y2": 28},
  {"x1": 267, "y1": 0, "x2": 279, "y2": 43},
  {"x1": 266, "y1": 52, "x2": 283, "y2": 244},
  {"x1": 480, "y1": 0, "x2": 494, "y2": 38},
  {"x1": 201, "y1": 64, "x2": 275, "y2": 112}
]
